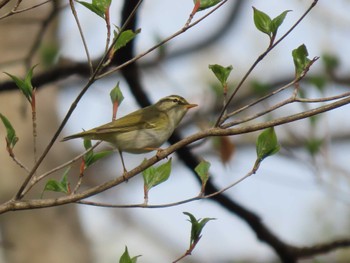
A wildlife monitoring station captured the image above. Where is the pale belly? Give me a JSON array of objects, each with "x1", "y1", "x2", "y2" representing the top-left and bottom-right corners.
[{"x1": 107, "y1": 128, "x2": 172, "y2": 153}]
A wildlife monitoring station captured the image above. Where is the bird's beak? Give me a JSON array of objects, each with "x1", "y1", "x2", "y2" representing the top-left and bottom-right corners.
[{"x1": 185, "y1": 103, "x2": 198, "y2": 109}]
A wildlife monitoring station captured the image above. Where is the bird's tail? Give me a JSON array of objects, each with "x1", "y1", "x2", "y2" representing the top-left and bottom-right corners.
[{"x1": 61, "y1": 130, "x2": 89, "y2": 142}]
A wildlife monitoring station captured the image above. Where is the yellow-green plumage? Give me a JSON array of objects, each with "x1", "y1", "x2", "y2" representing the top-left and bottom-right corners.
[{"x1": 62, "y1": 95, "x2": 197, "y2": 154}]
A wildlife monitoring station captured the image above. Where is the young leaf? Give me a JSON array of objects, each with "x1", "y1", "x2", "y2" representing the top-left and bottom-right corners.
[
  {"x1": 119, "y1": 246, "x2": 140, "y2": 263},
  {"x1": 256, "y1": 127, "x2": 280, "y2": 162},
  {"x1": 322, "y1": 53, "x2": 339, "y2": 72},
  {"x1": 110, "y1": 82, "x2": 124, "y2": 105},
  {"x1": 77, "y1": 0, "x2": 111, "y2": 19},
  {"x1": 308, "y1": 76, "x2": 327, "y2": 92},
  {"x1": 85, "y1": 150, "x2": 113, "y2": 167},
  {"x1": 40, "y1": 43, "x2": 59, "y2": 66},
  {"x1": 193, "y1": 0, "x2": 222, "y2": 11},
  {"x1": 94, "y1": 0, "x2": 111, "y2": 15},
  {"x1": 0, "y1": 113, "x2": 18, "y2": 149},
  {"x1": 4, "y1": 65, "x2": 36, "y2": 103},
  {"x1": 270, "y1": 10, "x2": 291, "y2": 35},
  {"x1": 82, "y1": 138, "x2": 112, "y2": 168},
  {"x1": 253, "y1": 7, "x2": 272, "y2": 36},
  {"x1": 292, "y1": 44, "x2": 311, "y2": 78},
  {"x1": 83, "y1": 138, "x2": 94, "y2": 163},
  {"x1": 195, "y1": 160, "x2": 210, "y2": 186},
  {"x1": 78, "y1": 1, "x2": 103, "y2": 18},
  {"x1": 143, "y1": 158, "x2": 172, "y2": 190},
  {"x1": 208, "y1": 64, "x2": 233, "y2": 86},
  {"x1": 183, "y1": 212, "x2": 215, "y2": 245},
  {"x1": 114, "y1": 29, "x2": 141, "y2": 52},
  {"x1": 305, "y1": 138, "x2": 323, "y2": 156},
  {"x1": 42, "y1": 168, "x2": 70, "y2": 197},
  {"x1": 309, "y1": 115, "x2": 319, "y2": 127}
]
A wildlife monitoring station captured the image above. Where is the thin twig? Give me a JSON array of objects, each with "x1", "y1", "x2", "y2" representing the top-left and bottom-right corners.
[
  {"x1": 214, "y1": 0, "x2": 319, "y2": 127},
  {"x1": 9, "y1": 155, "x2": 30, "y2": 173},
  {"x1": 4, "y1": 93, "x2": 350, "y2": 213},
  {"x1": 223, "y1": 84, "x2": 350, "y2": 129},
  {"x1": 21, "y1": 141, "x2": 102, "y2": 197},
  {"x1": 224, "y1": 97, "x2": 294, "y2": 128},
  {"x1": 11, "y1": 0, "x2": 21, "y2": 10},
  {"x1": 226, "y1": 78, "x2": 298, "y2": 119},
  {"x1": 224, "y1": 57, "x2": 320, "y2": 127},
  {"x1": 77, "y1": 170, "x2": 254, "y2": 209},
  {"x1": 31, "y1": 97, "x2": 37, "y2": 164},
  {"x1": 25, "y1": 1, "x2": 60, "y2": 67},
  {"x1": 97, "y1": 0, "x2": 228, "y2": 79},
  {"x1": 14, "y1": 0, "x2": 144, "y2": 200},
  {"x1": 295, "y1": 91, "x2": 350, "y2": 103},
  {"x1": 72, "y1": 175, "x2": 84, "y2": 195},
  {"x1": 0, "y1": 0, "x2": 11, "y2": 9},
  {"x1": 0, "y1": 0, "x2": 51, "y2": 20},
  {"x1": 173, "y1": 237, "x2": 201, "y2": 263},
  {"x1": 69, "y1": 0, "x2": 93, "y2": 74},
  {"x1": 104, "y1": 9, "x2": 111, "y2": 55}
]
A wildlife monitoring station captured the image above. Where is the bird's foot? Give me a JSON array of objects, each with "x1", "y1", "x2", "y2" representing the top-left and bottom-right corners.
[{"x1": 122, "y1": 168, "x2": 128, "y2": 182}]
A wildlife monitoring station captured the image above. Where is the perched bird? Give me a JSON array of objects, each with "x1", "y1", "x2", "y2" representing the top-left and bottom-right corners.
[{"x1": 62, "y1": 95, "x2": 197, "y2": 172}]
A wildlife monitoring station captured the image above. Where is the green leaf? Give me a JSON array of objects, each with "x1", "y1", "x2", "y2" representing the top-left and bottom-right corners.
[
  {"x1": 183, "y1": 212, "x2": 215, "y2": 245},
  {"x1": 83, "y1": 138, "x2": 112, "y2": 168},
  {"x1": 308, "y1": 76, "x2": 327, "y2": 92},
  {"x1": 322, "y1": 53, "x2": 339, "y2": 72},
  {"x1": 256, "y1": 127, "x2": 280, "y2": 162},
  {"x1": 119, "y1": 246, "x2": 140, "y2": 263},
  {"x1": 0, "y1": 113, "x2": 18, "y2": 148},
  {"x1": 42, "y1": 168, "x2": 70, "y2": 197},
  {"x1": 83, "y1": 138, "x2": 92, "y2": 150},
  {"x1": 208, "y1": 64, "x2": 233, "y2": 86},
  {"x1": 309, "y1": 115, "x2": 319, "y2": 127},
  {"x1": 143, "y1": 158, "x2": 172, "y2": 190},
  {"x1": 193, "y1": 0, "x2": 222, "y2": 11},
  {"x1": 253, "y1": 7, "x2": 272, "y2": 36},
  {"x1": 78, "y1": 1, "x2": 103, "y2": 18},
  {"x1": 4, "y1": 65, "x2": 36, "y2": 103},
  {"x1": 292, "y1": 44, "x2": 311, "y2": 78},
  {"x1": 83, "y1": 138, "x2": 94, "y2": 163},
  {"x1": 85, "y1": 150, "x2": 113, "y2": 167},
  {"x1": 110, "y1": 82, "x2": 124, "y2": 105},
  {"x1": 77, "y1": 0, "x2": 111, "y2": 19},
  {"x1": 270, "y1": 10, "x2": 291, "y2": 35},
  {"x1": 93, "y1": 0, "x2": 111, "y2": 15},
  {"x1": 40, "y1": 43, "x2": 59, "y2": 66},
  {"x1": 4, "y1": 73, "x2": 29, "y2": 99},
  {"x1": 114, "y1": 29, "x2": 141, "y2": 52},
  {"x1": 195, "y1": 160, "x2": 210, "y2": 186},
  {"x1": 306, "y1": 138, "x2": 323, "y2": 156}
]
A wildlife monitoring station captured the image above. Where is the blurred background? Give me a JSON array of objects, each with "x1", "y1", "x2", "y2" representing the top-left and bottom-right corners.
[{"x1": 1, "y1": 0, "x2": 350, "y2": 262}]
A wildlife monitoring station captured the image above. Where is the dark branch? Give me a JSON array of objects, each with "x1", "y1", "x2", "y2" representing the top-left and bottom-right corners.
[
  {"x1": 115, "y1": 1, "x2": 303, "y2": 263},
  {"x1": 0, "y1": 61, "x2": 90, "y2": 92},
  {"x1": 295, "y1": 239, "x2": 350, "y2": 258},
  {"x1": 0, "y1": 1, "x2": 245, "y2": 93}
]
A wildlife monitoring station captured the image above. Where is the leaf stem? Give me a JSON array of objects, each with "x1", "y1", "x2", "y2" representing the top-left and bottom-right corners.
[{"x1": 214, "y1": 0, "x2": 319, "y2": 127}]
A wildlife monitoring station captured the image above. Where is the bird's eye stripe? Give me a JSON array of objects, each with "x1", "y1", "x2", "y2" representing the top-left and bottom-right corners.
[{"x1": 160, "y1": 96, "x2": 187, "y2": 105}]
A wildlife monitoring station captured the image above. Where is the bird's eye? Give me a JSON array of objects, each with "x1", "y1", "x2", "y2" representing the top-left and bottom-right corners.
[{"x1": 173, "y1": 98, "x2": 179, "y2": 103}]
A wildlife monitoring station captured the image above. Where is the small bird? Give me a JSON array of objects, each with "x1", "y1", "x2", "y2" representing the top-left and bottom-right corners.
[{"x1": 62, "y1": 95, "x2": 197, "y2": 172}]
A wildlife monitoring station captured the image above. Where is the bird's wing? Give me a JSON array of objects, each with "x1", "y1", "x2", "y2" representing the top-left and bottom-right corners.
[{"x1": 93, "y1": 108, "x2": 156, "y2": 134}]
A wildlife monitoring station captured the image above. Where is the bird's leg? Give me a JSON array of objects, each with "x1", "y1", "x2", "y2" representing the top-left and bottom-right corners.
[{"x1": 118, "y1": 150, "x2": 128, "y2": 181}]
